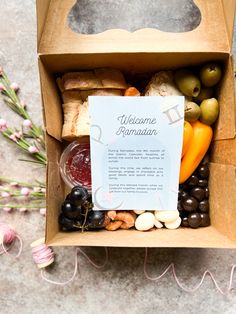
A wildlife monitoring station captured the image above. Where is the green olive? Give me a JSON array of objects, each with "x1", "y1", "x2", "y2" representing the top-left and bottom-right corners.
[
  {"x1": 174, "y1": 69, "x2": 201, "y2": 97},
  {"x1": 193, "y1": 87, "x2": 214, "y2": 103},
  {"x1": 184, "y1": 101, "x2": 201, "y2": 122},
  {"x1": 200, "y1": 63, "x2": 222, "y2": 87},
  {"x1": 200, "y1": 98, "x2": 219, "y2": 125}
]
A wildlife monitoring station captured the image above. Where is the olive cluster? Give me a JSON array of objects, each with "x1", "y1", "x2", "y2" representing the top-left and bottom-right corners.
[{"x1": 178, "y1": 162, "x2": 210, "y2": 228}]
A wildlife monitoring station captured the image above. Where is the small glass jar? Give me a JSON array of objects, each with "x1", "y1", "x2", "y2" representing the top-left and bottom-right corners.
[{"x1": 59, "y1": 141, "x2": 91, "y2": 191}]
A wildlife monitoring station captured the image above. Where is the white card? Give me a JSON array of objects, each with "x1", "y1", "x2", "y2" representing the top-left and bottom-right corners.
[{"x1": 89, "y1": 96, "x2": 184, "y2": 211}]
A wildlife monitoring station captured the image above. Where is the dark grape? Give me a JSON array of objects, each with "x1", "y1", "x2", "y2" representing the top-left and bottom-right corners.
[
  {"x1": 70, "y1": 186, "x2": 89, "y2": 206},
  {"x1": 87, "y1": 211, "x2": 105, "y2": 229},
  {"x1": 65, "y1": 193, "x2": 71, "y2": 200},
  {"x1": 61, "y1": 200, "x2": 82, "y2": 219},
  {"x1": 58, "y1": 213, "x2": 75, "y2": 231}
]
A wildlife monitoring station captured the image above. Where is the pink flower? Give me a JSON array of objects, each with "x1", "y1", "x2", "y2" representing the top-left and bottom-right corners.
[
  {"x1": 10, "y1": 82, "x2": 19, "y2": 92},
  {"x1": 23, "y1": 119, "x2": 32, "y2": 128},
  {"x1": 18, "y1": 207, "x2": 27, "y2": 213},
  {"x1": 20, "y1": 100, "x2": 26, "y2": 108},
  {"x1": 41, "y1": 188, "x2": 46, "y2": 193},
  {"x1": 21, "y1": 187, "x2": 30, "y2": 196},
  {"x1": 3, "y1": 207, "x2": 12, "y2": 212},
  {"x1": 28, "y1": 146, "x2": 39, "y2": 154},
  {"x1": 1, "y1": 191, "x2": 11, "y2": 198},
  {"x1": 33, "y1": 187, "x2": 41, "y2": 192},
  {"x1": 39, "y1": 208, "x2": 46, "y2": 216},
  {"x1": 14, "y1": 131, "x2": 22, "y2": 139},
  {"x1": 0, "y1": 118, "x2": 7, "y2": 132},
  {"x1": 9, "y1": 134, "x2": 17, "y2": 142},
  {"x1": 0, "y1": 83, "x2": 5, "y2": 92}
]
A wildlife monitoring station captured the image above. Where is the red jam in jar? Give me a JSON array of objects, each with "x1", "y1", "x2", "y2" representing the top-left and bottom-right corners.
[{"x1": 59, "y1": 141, "x2": 91, "y2": 191}]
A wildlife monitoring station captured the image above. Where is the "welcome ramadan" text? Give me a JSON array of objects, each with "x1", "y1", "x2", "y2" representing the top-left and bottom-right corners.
[{"x1": 116, "y1": 114, "x2": 158, "y2": 137}]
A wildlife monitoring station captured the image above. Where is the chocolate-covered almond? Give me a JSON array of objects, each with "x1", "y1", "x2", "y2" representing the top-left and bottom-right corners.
[
  {"x1": 198, "y1": 164, "x2": 209, "y2": 179},
  {"x1": 190, "y1": 187, "x2": 205, "y2": 201},
  {"x1": 188, "y1": 212, "x2": 201, "y2": 228},
  {"x1": 182, "y1": 196, "x2": 198, "y2": 212},
  {"x1": 204, "y1": 187, "x2": 209, "y2": 199},
  {"x1": 199, "y1": 200, "x2": 209, "y2": 213},
  {"x1": 187, "y1": 175, "x2": 199, "y2": 187},
  {"x1": 181, "y1": 216, "x2": 189, "y2": 227},
  {"x1": 198, "y1": 179, "x2": 208, "y2": 187},
  {"x1": 200, "y1": 213, "x2": 210, "y2": 227}
]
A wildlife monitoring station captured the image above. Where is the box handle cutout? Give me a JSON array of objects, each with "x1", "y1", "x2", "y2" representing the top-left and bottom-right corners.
[{"x1": 67, "y1": 0, "x2": 201, "y2": 34}]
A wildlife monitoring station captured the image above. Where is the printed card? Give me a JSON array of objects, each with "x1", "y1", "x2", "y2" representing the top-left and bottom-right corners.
[{"x1": 89, "y1": 96, "x2": 184, "y2": 210}]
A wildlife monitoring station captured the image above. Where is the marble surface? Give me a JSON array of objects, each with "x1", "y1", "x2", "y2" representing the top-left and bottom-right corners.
[{"x1": 0, "y1": 1, "x2": 236, "y2": 313}]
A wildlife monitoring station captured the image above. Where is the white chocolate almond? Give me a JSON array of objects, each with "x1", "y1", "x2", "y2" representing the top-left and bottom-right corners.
[
  {"x1": 135, "y1": 212, "x2": 155, "y2": 231},
  {"x1": 154, "y1": 219, "x2": 163, "y2": 229},
  {"x1": 165, "y1": 217, "x2": 181, "y2": 229},
  {"x1": 133, "y1": 210, "x2": 145, "y2": 215},
  {"x1": 154, "y1": 210, "x2": 179, "y2": 223}
]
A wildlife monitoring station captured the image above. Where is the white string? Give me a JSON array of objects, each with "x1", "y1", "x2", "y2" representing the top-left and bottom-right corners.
[
  {"x1": 40, "y1": 247, "x2": 108, "y2": 285},
  {"x1": 144, "y1": 248, "x2": 236, "y2": 295}
]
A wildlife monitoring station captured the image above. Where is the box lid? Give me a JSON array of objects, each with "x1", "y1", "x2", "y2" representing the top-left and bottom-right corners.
[{"x1": 37, "y1": 0, "x2": 235, "y2": 55}]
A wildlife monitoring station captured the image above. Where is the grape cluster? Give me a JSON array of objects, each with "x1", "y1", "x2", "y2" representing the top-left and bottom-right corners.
[
  {"x1": 178, "y1": 162, "x2": 210, "y2": 228},
  {"x1": 59, "y1": 186, "x2": 106, "y2": 231}
]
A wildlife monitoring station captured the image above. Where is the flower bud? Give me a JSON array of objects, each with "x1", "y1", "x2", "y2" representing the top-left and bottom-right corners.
[
  {"x1": 14, "y1": 131, "x2": 22, "y2": 139},
  {"x1": 9, "y1": 134, "x2": 17, "y2": 142},
  {"x1": 0, "y1": 118, "x2": 7, "y2": 132},
  {"x1": 28, "y1": 146, "x2": 39, "y2": 154},
  {"x1": 0, "y1": 83, "x2": 5, "y2": 91},
  {"x1": 23, "y1": 119, "x2": 32, "y2": 128},
  {"x1": 40, "y1": 208, "x2": 46, "y2": 216},
  {"x1": 21, "y1": 187, "x2": 30, "y2": 196},
  {"x1": 20, "y1": 100, "x2": 26, "y2": 108},
  {"x1": 19, "y1": 207, "x2": 27, "y2": 213},
  {"x1": 3, "y1": 207, "x2": 12, "y2": 212},
  {"x1": 10, "y1": 82, "x2": 19, "y2": 92},
  {"x1": 33, "y1": 187, "x2": 41, "y2": 192},
  {"x1": 1, "y1": 191, "x2": 11, "y2": 198}
]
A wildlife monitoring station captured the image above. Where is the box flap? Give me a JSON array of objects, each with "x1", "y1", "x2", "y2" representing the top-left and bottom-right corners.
[
  {"x1": 221, "y1": 0, "x2": 236, "y2": 51},
  {"x1": 38, "y1": 0, "x2": 233, "y2": 54},
  {"x1": 36, "y1": 0, "x2": 51, "y2": 51}
]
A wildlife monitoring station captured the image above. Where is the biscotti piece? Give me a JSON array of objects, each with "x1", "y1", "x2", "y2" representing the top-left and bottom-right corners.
[
  {"x1": 62, "y1": 101, "x2": 90, "y2": 140},
  {"x1": 60, "y1": 68, "x2": 128, "y2": 91}
]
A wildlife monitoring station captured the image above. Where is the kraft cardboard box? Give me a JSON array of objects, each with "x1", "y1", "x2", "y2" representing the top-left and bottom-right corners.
[{"x1": 36, "y1": 0, "x2": 236, "y2": 248}]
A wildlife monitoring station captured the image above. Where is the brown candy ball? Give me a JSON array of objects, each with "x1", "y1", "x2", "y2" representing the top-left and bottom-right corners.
[
  {"x1": 182, "y1": 196, "x2": 199, "y2": 212},
  {"x1": 188, "y1": 212, "x2": 202, "y2": 228},
  {"x1": 199, "y1": 200, "x2": 209, "y2": 213},
  {"x1": 190, "y1": 187, "x2": 205, "y2": 201},
  {"x1": 200, "y1": 213, "x2": 210, "y2": 227}
]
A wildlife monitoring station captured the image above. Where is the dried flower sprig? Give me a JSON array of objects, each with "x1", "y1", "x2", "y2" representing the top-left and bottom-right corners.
[
  {"x1": 0, "y1": 178, "x2": 46, "y2": 215},
  {"x1": 0, "y1": 119, "x2": 46, "y2": 165},
  {"x1": 0, "y1": 68, "x2": 45, "y2": 148},
  {"x1": 0, "y1": 177, "x2": 46, "y2": 188}
]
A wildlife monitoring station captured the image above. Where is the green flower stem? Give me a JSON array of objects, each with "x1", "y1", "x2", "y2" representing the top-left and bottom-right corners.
[
  {"x1": 0, "y1": 177, "x2": 46, "y2": 187},
  {"x1": 0, "y1": 204, "x2": 45, "y2": 209}
]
